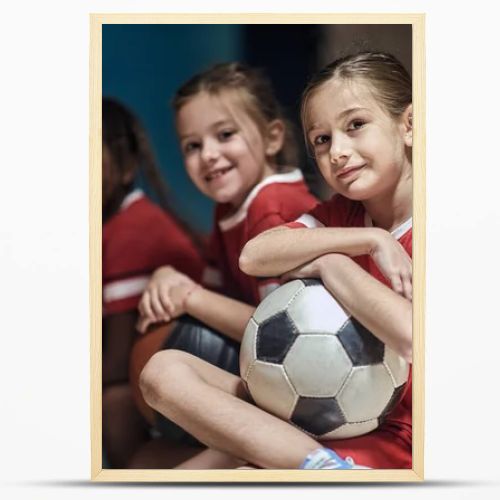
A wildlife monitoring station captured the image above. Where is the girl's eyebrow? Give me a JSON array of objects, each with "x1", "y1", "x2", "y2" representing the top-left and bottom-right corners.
[
  {"x1": 179, "y1": 119, "x2": 235, "y2": 140},
  {"x1": 306, "y1": 107, "x2": 370, "y2": 133},
  {"x1": 337, "y1": 106, "x2": 370, "y2": 120}
]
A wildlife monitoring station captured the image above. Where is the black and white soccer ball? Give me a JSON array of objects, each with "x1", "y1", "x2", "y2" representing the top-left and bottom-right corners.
[{"x1": 240, "y1": 279, "x2": 410, "y2": 439}]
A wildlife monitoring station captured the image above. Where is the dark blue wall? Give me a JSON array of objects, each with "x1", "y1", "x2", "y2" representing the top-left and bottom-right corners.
[{"x1": 103, "y1": 24, "x2": 243, "y2": 233}]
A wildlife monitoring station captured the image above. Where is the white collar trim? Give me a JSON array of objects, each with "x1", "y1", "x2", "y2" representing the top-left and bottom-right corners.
[
  {"x1": 120, "y1": 189, "x2": 144, "y2": 211},
  {"x1": 218, "y1": 169, "x2": 304, "y2": 232},
  {"x1": 363, "y1": 211, "x2": 412, "y2": 239}
]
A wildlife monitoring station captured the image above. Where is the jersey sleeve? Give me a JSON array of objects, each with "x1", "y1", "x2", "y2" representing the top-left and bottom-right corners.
[
  {"x1": 102, "y1": 227, "x2": 158, "y2": 316},
  {"x1": 284, "y1": 195, "x2": 352, "y2": 229},
  {"x1": 102, "y1": 200, "x2": 205, "y2": 316},
  {"x1": 247, "y1": 212, "x2": 288, "y2": 240}
]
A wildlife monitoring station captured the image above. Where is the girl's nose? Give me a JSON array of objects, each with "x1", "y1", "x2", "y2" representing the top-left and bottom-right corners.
[
  {"x1": 329, "y1": 136, "x2": 351, "y2": 166},
  {"x1": 201, "y1": 140, "x2": 220, "y2": 164}
]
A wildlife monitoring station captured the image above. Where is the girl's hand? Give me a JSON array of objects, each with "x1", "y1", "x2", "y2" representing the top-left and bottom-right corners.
[
  {"x1": 137, "y1": 266, "x2": 197, "y2": 333},
  {"x1": 281, "y1": 257, "x2": 323, "y2": 283},
  {"x1": 370, "y1": 231, "x2": 412, "y2": 301},
  {"x1": 136, "y1": 281, "x2": 200, "y2": 334}
]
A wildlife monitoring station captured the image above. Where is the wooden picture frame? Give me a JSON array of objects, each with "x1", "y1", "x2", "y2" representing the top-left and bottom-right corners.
[{"x1": 90, "y1": 12, "x2": 425, "y2": 482}]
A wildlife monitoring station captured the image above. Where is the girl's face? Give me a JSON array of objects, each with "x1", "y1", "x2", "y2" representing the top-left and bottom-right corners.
[
  {"x1": 305, "y1": 79, "x2": 412, "y2": 203},
  {"x1": 176, "y1": 91, "x2": 274, "y2": 208}
]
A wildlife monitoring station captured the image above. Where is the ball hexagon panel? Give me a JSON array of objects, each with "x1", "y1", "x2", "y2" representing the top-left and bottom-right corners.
[
  {"x1": 337, "y1": 364, "x2": 395, "y2": 422},
  {"x1": 337, "y1": 318, "x2": 385, "y2": 366},
  {"x1": 240, "y1": 318, "x2": 258, "y2": 380},
  {"x1": 256, "y1": 311, "x2": 298, "y2": 363},
  {"x1": 320, "y1": 418, "x2": 379, "y2": 440},
  {"x1": 253, "y1": 279, "x2": 304, "y2": 324},
  {"x1": 284, "y1": 335, "x2": 352, "y2": 397},
  {"x1": 286, "y1": 285, "x2": 350, "y2": 334},
  {"x1": 384, "y1": 347, "x2": 410, "y2": 387},
  {"x1": 246, "y1": 360, "x2": 298, "y2": 420},
  {"x1": 291, "y1": 396, "x2": 346, "y2": 436}
]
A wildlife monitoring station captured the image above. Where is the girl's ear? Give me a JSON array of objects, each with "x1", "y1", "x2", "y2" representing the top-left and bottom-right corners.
[
  {"x1": 121, "y1": 162, "x2": 135, "y2": 185},
  {"x1": 402, "y1": 104, "x2": 413, "y2": 148},
  {"x1": 264, "y1": 119, "x2": 286, "y2": 157}
]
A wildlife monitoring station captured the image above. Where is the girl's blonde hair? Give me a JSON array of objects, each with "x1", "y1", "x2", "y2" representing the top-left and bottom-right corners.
[
  {"x1": 301, "y1": 51, "x2": 412, "y2": 133},
  {"x1": 172, "y1": 62, "x2": 298, "y2": 169}
]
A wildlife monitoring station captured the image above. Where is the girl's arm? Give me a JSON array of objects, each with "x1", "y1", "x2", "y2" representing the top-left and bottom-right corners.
[
  {"x1": 184, "y1": 287, "x2": 254, "y2": 343},
  {"x1": 284, "y1": 253, "x2": 412, "y2": 362},
  {"x1": 137, "y1": 266, "x2": 254, "y2": 343},
  {"x1": 240, "y1": 226, "x2": 412, "y2": 300},
  {"x1": 240, "y1": 225, "x2": 386, "y2": 277}
]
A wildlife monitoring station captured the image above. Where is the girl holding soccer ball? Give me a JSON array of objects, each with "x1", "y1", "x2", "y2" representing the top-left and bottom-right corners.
[{"x1": 140, "y1": 52, "x2": 413, "y2": 470}]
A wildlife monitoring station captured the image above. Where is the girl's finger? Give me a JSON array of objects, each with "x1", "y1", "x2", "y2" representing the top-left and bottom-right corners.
[
  {"x1": 137, "y1": 298, "x2": 145, "y2": 317},
  {"x1": 139, "y1": 291, "x2": 154, "y2": 319},
  {"x1": 158, "y1": 287, "x2": 174, "y2": 316},
  {"x1": 150, "y1": 287, "x2": 167, "y2": 318},
  {"x1": 402, "y1": 274, "x2": 413, "y2": 302},
  {"x1": 390, "y1": 276, "x2": 404, "y2": 297},
  {"x1": 136, "y1": 316, "x2": 149, "y2": 334}
]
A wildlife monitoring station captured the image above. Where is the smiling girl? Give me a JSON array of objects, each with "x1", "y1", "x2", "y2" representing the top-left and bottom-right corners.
[{"x1": 137, "y1": 62, "x2": 317, "y2": 336}]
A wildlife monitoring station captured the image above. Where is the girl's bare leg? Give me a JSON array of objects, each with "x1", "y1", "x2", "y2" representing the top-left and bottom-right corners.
[
  {"x1": 140, "y1": 350, "x2": 321, "y2": 469},
  {"x1": 175, "y1": 448, "x2": 247, "y2": 469}
]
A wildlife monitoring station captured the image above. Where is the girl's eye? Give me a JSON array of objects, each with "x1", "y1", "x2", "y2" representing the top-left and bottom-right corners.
[
  {"x1": 218, "y1": 129, "x2": 236, "y2": 141},
  {"x1": 184, "y1": 142, "x2": 200, "y2": 154},
  {"x1": 347, "y1": 119, "x2": 366, "y2": 131},
  {"x1": 313, "y1": 134, "x2": 330, "y2": 147}
]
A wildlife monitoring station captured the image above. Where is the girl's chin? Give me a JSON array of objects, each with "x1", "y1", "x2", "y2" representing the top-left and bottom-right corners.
[
  {"x1": 206, "y1": 182, "x2": 248, "y2": 206},
  {"x1": 210, "y1": 189, "x2": 241, "y2": 206}
]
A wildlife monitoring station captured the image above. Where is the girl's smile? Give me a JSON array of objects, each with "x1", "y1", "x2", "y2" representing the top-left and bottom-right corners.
[{"x1": 336, "y1": 163, "x2": 366, "y2": 180}]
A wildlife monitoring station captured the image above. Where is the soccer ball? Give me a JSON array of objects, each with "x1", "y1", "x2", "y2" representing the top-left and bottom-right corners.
[{"x1": 240, "y1": 279, "x2": 410, "y2": 440}]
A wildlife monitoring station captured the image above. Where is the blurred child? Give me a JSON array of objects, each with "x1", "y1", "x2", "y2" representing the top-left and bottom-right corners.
[
  {"x1": 139, "y1": 52, "x2": 413, "y2": 469},
  {"x1": 102, "y1": 98, "x2": 204, "y2": 467}
]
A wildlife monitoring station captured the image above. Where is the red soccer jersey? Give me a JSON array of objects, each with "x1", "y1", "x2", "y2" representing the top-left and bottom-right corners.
[
  {"x1": 102, "y1": 190, "x2": 204, "y2": 315},
  {"x1": 202, "y1": 169, "x2": 318, "y2": 306},
  {"x1": 289, "y1": 194, "x2": 413, "y2": 469}
]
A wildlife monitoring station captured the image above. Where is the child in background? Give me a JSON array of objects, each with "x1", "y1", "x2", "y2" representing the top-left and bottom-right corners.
[
  {"x1": 135, "y1": 63, "x2": 318, "y2": 467},
  {"x1": 139, "y1": 52, "x2": 413, "y2": 469},
  {"x1": 137, "y1": 62, "x2": 317, "y2": 335},
  {"x1": 102, "y1": 98, "x2": 204, "y2": 467}
]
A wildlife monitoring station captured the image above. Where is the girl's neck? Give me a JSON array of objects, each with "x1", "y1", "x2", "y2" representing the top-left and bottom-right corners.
[
  {"x1": 362, "y1": 172, "x2": 412, "y2": 232},
  {"x1": 227, "y1": 161, "x2": 277, "y2": 214}
]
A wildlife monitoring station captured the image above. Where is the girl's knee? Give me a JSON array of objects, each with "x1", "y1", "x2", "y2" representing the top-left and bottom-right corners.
[{"x1": 139, "y1": 349, "x2": 192, "y2": 407}]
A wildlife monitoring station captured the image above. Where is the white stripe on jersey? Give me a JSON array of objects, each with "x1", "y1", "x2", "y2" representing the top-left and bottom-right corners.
[
  {"x1": 219, "y1": 169, "x2": 304, "y2": 231},
  {"x1": 364, "y1": 211, "x2": 412, "y2": 239},
  {"x1": 294, "y1": 213, "x2": 325, "y2": 228},
  {"x1": 103, "y1": 275, "x2": 149, "y2": 303},
  {"x1": 120, "y1": 189, "x2": 144, "y2": 211}
]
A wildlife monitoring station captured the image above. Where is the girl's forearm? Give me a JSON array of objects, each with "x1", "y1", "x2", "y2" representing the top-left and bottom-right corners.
[
  {"x1": 184, "y1": 287, "x2": 255, "y2": 343},
  {"x1": 319, "y1": 254, "x2": 413, "y2": 362},
  {"x1": 240, "y1": 226, "x2": 383, "y2": 277}
]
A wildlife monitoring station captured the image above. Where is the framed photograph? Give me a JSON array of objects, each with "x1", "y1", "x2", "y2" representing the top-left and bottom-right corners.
[{"x1": 90, "y1": 13, "x2": 425, "y2": 482}]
